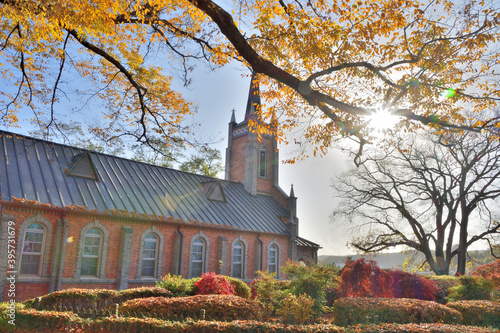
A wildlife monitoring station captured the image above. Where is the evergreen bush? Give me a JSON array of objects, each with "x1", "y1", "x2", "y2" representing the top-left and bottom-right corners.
[
  {"x1": 447, "y1": 276, "x2": 493, "y2": 302},
  {"x1": 155, "y1": 274, "x2": 198, "y2": 296}
]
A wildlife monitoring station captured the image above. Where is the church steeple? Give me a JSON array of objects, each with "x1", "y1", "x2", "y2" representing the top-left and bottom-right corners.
[
  {"x1": 224, "y1": 73, "x2": 279, "y2": 197},
  {"x1": 245, "y1": 72, "x2": 261, "y2": 121}
]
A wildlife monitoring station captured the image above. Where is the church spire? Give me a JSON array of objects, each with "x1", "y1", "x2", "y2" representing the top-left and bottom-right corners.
[{"x1": 245, "y1": 72, "x2": 261, "y2": 120}]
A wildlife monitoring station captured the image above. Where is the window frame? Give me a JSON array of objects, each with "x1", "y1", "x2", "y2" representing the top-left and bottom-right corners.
[
  {"x1": 230, "y1": 236, "x2": 248, "y2": 279},
  {"x1": 80, "y1": 228, "x2": 102, "y2": 277},
  {"x1": 73, "y1": 221, "x2": 109, "y2": 280},
  {"x1": 16, "y1": 215, "x2": 53, "y2": 279},
  {"x1": 258, "y1": 145, "x2": 268, "y2": 178},
  {"x1": 267, "y1": 240, "x2": 281, "y2": 278},
  {"x1": 141, "y1": 233, "x2": 158, "y2": 278},
  {"x1": 19, "y1": 223, "x2": 45, "y2": 276},
  {"x1": 136, "y1": 227, "x2": 164, "y2": 280},
  {"x1": 189, "y1": 232, "x2": 210, "y2": 278}
]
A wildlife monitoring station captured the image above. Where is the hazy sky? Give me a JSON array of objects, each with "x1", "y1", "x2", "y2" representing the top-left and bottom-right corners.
[
  {"x1": 174, "y1": 64, "x2": 355, "y2": 256},
  {"x1": 2, "y1": 61, "x2": 356, "y2": 256}
]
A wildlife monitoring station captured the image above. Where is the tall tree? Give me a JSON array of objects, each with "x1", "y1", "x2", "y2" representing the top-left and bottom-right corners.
[
  {"x1": 1, "y1": 0, "x2": 499, "y2": 160},
  {"x1": 179, "y1": 147, "x2": 223, "y2": 177},
  {"x1": 332, "y1": 130, "x2": 500, "y2": 275}
]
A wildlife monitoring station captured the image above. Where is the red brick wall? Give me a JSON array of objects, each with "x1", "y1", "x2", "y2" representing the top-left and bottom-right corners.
[
  {"x1": 2, "y1": 208, "x2": 294, "y2": 301},
  {"x1": 230, "y1": 135, "x2": 247, "y2": 184},
  {"x1": 2, "y1": 282, "x2": 49, "y2": 302}
]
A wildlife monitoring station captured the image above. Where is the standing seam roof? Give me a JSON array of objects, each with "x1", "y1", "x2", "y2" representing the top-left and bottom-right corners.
[{"x1": 0, "y1": 130, "x2": 290, "y2": 235}]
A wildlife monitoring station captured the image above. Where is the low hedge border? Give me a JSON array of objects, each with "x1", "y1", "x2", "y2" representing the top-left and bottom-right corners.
[
  {"x1": 333, "y1": 297, "x2": 463, "y2": 326},
  {"x1": 446, "y1": 300, "x2": 500, "y2": 328},
  {"x1": 119, "y1": 294, "x2": 263, "y2": 321},
  {"x1": 11, "y1": 314, "x2": 500, "y2": 333},
  {"x1": 24, "y1": 288, "x2": 119, "y2": 310},
  {"x1": 15, "y1": 308, "x2": 85, "y2": 331},
  {"x1": 24, "y1": 287, "x2": 173, "y2": 311}
]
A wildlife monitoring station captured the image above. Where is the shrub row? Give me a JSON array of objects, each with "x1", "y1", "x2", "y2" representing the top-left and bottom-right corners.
[
  {"x1": 24, "y1": 287, "x2": 173, "y2": 311},
  {"x1": 15, "y1": 308, "x2": 84, "y2": 331},
  {"x1": 447, "y1": 300, "x2": 500, "y2": 328},
  {"x1": 332, "y1": 297, "x2": 463, "y2": 326},
  {"x1": 156, "y1": 273, "x2": 253, "y2": 299},
  {"x1": 10, "y1": 311, "x2": 500, "y2": 333},
  {"x1": 119, "y1": 294, "x2": 263, "y2": 321}
]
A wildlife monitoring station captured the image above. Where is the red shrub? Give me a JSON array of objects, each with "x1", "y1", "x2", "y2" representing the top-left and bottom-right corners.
[
  {"x1": 340, "y1": 258, "x2": 393, "y2": 298},
  {"x1": 390, "y1": 270, "x2": 439, "y2": 301},
  {"x1": 472, "y1": 259, "x2": 500, "y2": 289},
  {"x1": 195, "y1": 272, "x2": 235, "y2": 295}
]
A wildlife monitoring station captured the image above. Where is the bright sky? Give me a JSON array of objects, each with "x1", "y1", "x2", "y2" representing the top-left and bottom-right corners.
[
  {"x1": 174, "y1": 63, "x2": 354, "y2": 256},
  {"x1": 1, "y1": 60, "x2": 355, "y2": 256}
]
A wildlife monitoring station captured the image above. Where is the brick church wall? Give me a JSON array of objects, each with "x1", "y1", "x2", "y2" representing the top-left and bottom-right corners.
[{"x1": 1, "y1": 207, "x2": 292, "y2": 301}]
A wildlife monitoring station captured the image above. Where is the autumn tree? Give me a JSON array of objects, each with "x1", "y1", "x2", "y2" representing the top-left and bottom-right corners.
[
  {"x1": 29, "y1": 120, "x2": 222, "y2": 174},
  {"x1": 1, "y1": 0, "x2": 499, "y2": 160},
  {"x1": 332, "y1": 130, "x2": 500, "y2": 275}
]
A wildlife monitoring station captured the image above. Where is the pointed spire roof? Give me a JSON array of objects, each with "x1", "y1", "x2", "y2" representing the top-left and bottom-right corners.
[
  {"x1": 245, "y1": 72, "x2": 261, "y2": 120},
  {"x1": 230, "y1": 108, "x2": 236, "y2": 123},
  {"x1": 290, "y1": 184, "x2": 295, "y2": 198}
]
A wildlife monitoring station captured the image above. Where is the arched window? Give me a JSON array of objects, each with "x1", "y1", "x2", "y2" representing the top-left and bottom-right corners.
[
  {"x1": 141, "y1": 233, "x2": 158, "y2": 277},
  {"x1": 231, "y1": 241, "x2": 244, "y2": 279},
  {"x1": 81, "y1": 228, "x2": 102, "y2": 276},
  {"x1": 268, "y1": 243, "x2": 278, "y2": 275},
  {"x1": 20, "y1": 223, "x2": 45, "y2": 275},
  {"x1": 258, "y1": 145, "x2": 268, "y2": 178},
  {"x1": 190, "y1": 237, "x2": 206, "y2": 278}
]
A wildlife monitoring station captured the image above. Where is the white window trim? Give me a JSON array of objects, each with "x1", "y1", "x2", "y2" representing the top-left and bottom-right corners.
[
  {"x1": 267, "y1": 239, "x2": 281, "y2": 279},
  {"x1": 16, "y1": 214, "x2": 53, "y2": 279},
  {"x1": 188, "y1": 231, "x2": 210, "y2": 278},
  {"x1": 81, "y1": 228, "x2": 102, "y2": 277},
  {"x1": 73, "y1": 221, "x2": 109, "y2": 280},
  {"x1": 230, "y1": 236, "x2": 248, "y2": 279},
  {"x1": 136, "y1": 227, "x2": 164, "y2": 280}
]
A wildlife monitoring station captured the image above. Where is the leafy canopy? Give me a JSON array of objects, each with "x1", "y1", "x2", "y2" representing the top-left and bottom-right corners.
[{"x1": 1, "y1": 0, "x2": 499, "y2": 160}]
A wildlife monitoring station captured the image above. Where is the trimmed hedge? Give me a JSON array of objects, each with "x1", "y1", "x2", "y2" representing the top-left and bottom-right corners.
[
  {"x1": 24, "y1": 287, "x2": 173, "y2": 311},
  {"x1": 88, "y1": 318, "x2": 500, "y2": 332},
  {"x1": 332, "y1": 297, "x2": 463, "y2": 326},
  {"x1": 13, "y1": 314, "x2": 499, "y2": 333},
  {"x1": 15, "y1": 308, "x2": 84, "y2": 331},
  {"x1": 446, "y1": 300, "x2": 500, "y2": 328},
  {"x1": 119, "y1": 294, "x2": 263, "y2": 321},
  {"x1": 24, "y1": 288, "x2": 119, "y2": 310},
  {"x1": 114, "y1": 287, "x2": 173, "y2": 304}
]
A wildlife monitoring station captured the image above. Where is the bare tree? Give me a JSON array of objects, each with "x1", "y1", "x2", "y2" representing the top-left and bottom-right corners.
[{"x1": 332, "y1": 130, "x2": 500, "y2": 275}]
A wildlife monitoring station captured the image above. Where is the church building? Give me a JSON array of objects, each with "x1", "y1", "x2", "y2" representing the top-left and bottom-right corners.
[{"x1": 0, "y1": 76, "x2": 319, "y2": 302}]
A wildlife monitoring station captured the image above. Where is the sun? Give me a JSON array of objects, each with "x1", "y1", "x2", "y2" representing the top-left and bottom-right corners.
[{"x1": 366, "y1": 108, "x2": 401, "y2": 131}]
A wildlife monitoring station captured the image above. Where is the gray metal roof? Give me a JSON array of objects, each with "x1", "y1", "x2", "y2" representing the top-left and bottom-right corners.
[
  {"x1": 0, "y1": 130, "x2": 291, "y2": 235},
  {"x1": 296, "y1": 236, "x2": 321, "y2": 248}
]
